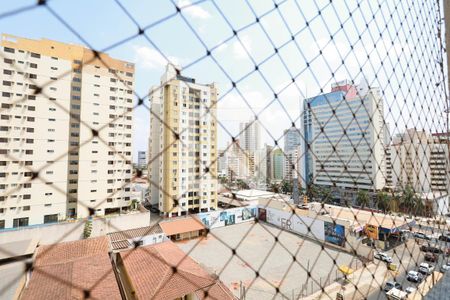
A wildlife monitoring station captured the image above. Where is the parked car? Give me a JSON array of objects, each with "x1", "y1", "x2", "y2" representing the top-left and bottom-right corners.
[
  {"x1": 375, "y1": 252, "x2": 393, "y2": 263},
  {"x1": 425, "y1": 253, "x2": 438, "y2": 262},
  {"x1": 406, "y1": 270, "x2": 424, "y2": 283},
  {"x1": 420, "y1": 245, "x2": 429, "y2": 252},
  {"x1": 386, "y1": 288, "x2": 408, "y2": 300},
  {"x1": 438, "y1": 235, "x2": 450, "y2": 242},
  {"x1": 418, "y1": 262, "x2": 435, "y2": 275},
  {"x1": 440, "y1": 262, "x2": 450, "y2": 273},
  {"x1": 414, "y1": 232, "x2": 431, "y2": 240},
  {"x1": 405, "y1": 287, "x2": 417, "y2": 295},
  {"x1": 429, "y1": 246, "x2": 443, "y2": 254},
  {"x1": 384, "y1": 281, "x2": 402, "y2": 292}
]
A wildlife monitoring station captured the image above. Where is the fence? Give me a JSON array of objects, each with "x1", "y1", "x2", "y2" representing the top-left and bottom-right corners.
[{"x1": 0, "y1": 0, "x2": 449, "y2": 299}]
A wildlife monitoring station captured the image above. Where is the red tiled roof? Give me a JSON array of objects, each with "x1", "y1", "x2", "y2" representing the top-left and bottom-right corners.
[
  {"x1": 34, "y1": 236, "x2": 109, "y2": 267},
  {"x1": 21, "y1": 237, "x2": 120, "y2": 300},
  {"x1": 159, "y1": 216, "x2": 205, "y2": 236},
  {"x1": 120, "y1": 241, "x2": 234, "y2": 300},
  {"x1": 21, "y1": 253, "x2": 121, "y2": 300}
]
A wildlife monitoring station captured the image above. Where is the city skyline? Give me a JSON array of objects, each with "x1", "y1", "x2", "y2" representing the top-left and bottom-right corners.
[{"x1": 0, "y1": 0, "x2": 445, "y2": 162}]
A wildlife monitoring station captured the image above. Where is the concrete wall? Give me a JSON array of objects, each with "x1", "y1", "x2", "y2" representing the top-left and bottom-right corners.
[
  {"x1": 0, "y1": 212, "x2": 151, "y2": 245},
  {"x1": 197, "y1": 206, "x2": 257, "y2": 229},
  {"x1": 259, "y1": 206, "x2": 325, "y2": 241}
]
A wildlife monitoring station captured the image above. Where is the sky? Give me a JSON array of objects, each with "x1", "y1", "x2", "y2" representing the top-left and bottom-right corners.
[{"x1": 0, "y1": 0, "x2": 447, "y2": 161}]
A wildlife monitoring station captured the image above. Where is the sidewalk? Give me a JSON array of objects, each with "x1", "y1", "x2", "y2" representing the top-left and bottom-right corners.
[{"x1": 303, "y1": 262, "x2": 393, "y2": 300}]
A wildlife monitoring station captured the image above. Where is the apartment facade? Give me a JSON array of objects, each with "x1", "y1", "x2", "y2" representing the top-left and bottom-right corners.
[
  {"x1": 137, "y1": 151, "x2": 146, "y2": 168},
  {"x1": 271, "y1": 148, "x2": 284, "y2": 181},
  {"x1": 0, "y1": 34, "x2": 134, "y2": 228},
  {"x1": 389, "y1": 129, "x2": 449, "y2": 194},
  {"x1": 148, "y1": 64, "x2": 218, "y2": 217},
  {"x1": 301, "y1": 80, "x2": 386, "y2": 191},
  {"x1": 284, "y1": 127, "x2": 301, "y2": 152},
  {"x1": 239, "y1": 119, "x2": 261, "y2": 152}
]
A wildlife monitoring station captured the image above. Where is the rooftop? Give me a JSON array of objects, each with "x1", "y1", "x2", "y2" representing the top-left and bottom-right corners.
[
  {"x1": 108, "y1": 224, "x2": 164, "y2": 250},
  {"x1": 34, "y1": 236, "x2": 109, "y2": 267},
  {"x1": 21, "y1": 237, "x2": 121, "y2": 300},
  {"x1": 119, "y1": 241, "x2": 234, "y2": 300},
  {"x1": 159, "y1": 216, "x2": 206, "y2": 236}
]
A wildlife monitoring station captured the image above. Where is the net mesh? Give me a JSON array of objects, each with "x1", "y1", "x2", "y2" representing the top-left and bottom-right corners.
[{"x1": 0, "y1": 0, "x2": 449, "y2": 299}]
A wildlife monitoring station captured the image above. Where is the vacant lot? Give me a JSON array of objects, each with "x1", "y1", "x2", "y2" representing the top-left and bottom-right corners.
[{"x1": 178, "y1": 221, "x2": 361, "y2": 299}]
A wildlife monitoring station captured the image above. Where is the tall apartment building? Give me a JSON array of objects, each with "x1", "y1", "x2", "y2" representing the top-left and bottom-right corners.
[
  {"x1": 239, "y1": 120, "x2": 261, "y2": 152},
  {"x1": 148, "y1": 64, "x2": 218, "y2": 217},
  {"x1": 284, "y1": 127, "x2": 301, "y2": 152},
  {"x1": 389, "y1": 129, "x2": 449, "y2": 194},
  {"x1": 271, "y1": 148, "x2": 284, "y2": 181},
  {"x1": 301, "y1": 80, "x2": 386, "y2": 191},
  {"x1": 283, "y1": 146, "x2": 301, "y2": 182},
  {"x1": 137, "y1": 151, "x2": 146, "y2": 168},
  {"x1": 0, "y1": 34, "x2": 134, "y2": 228}
]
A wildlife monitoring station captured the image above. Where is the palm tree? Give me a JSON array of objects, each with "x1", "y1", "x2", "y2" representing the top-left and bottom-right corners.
[
  {"x1": 400, "y1": 185, "x2": 416, "y2": 215},
  {"x1": 356, "y1": 190, "x2": 370, "y2": 209},
  {"x1": 376, "y1": 191, "x2": 390, "y2": 213}
]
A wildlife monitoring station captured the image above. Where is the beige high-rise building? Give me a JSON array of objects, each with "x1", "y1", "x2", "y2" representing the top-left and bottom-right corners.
[
  {"x1": 0, "y1": 34, "x2": 134, "y2": 229},
  {"x1": 148, "y1": 64, "x2": 218, "y2": 217}
]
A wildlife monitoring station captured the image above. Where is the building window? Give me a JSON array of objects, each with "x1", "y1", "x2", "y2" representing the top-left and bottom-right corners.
[
  {"x1": 44, "y1": 214, "x2": 58, "y2": 224},
  {"x1": 13, "y1": 217, "x2": 29, "y2": 228},
  {"x1": 0, "y1": 220, "x2": 4, "y2": 229}
]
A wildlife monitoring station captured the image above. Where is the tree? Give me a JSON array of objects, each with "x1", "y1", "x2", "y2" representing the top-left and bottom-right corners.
[
  {"x1": 319, "y1": 186, "x2": 332, "y2": 203},
  {"x1": 356, "y1": 190, "x2": 370, "y2": 209},
  {"x1": 400, "y1": 185, "x2": 416, "y2": 216},
  {"x1": 375, "y1": 191, "x2": 390, "y2": 213},
  {"x1": 236, "y1": 179, "x2": 249, "y2": 190},
  {"x1": 281, "y1": 180, "x2": 293, "y2": 194},
  {"x1": 269, "y1": 182, "x2": 280, "y2": 193}
]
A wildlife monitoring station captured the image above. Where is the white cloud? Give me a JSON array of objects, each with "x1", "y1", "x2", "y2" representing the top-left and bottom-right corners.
[
  {"x1": 178, "y1": 0, "x2": 211, "y2": 19},
  {"x1": 233, "y1": 35, "x2": 252, "y2": 59},
  {"x1": 132, "y1": 45, "x2": 180, "y2": 70}
]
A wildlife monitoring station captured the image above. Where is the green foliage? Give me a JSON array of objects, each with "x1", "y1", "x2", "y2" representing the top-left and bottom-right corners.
[{"x1": 356, "y1": 190, "x2": 370, "y2": 208}]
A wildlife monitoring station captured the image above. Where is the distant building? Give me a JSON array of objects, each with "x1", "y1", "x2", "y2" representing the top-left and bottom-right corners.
[
  {"x1": 271, "y1": 148, "x2": 284, "y2": 181},
  {"x1": 284, "y1": 127, "x2": 301, "y2": 152},
  {"x1": 284, "y1": 146, "x2": 301, "y2": 182},
  {"x1": 239, "y1": 120, "x2": 261, "y2": 152},
  {"x1": 137, "y1": 151, "x2": 146, "y2": 168},
  {"x1": 390, "y1": 129, "x2": 449, "y2": 194},
  {"x1": 301, "y1": 80, "x2": 386, "y2": 191},
  {"x1": 148, "y1": 64, "x2": 218, "y2": 217}
]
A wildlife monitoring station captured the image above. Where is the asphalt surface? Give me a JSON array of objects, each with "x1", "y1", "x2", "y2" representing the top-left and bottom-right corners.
[{"x1": 367, "y1": 236, "x2": 450, "y2": 300}]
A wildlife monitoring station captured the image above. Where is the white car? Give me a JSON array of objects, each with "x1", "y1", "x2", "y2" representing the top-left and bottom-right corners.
[
  {"x1": 419, "y1": 262, "x2": 435, "y2": 275},
  {"x1": 440, "y1": 262, "x2": 450, "y2": 272},
  {"x1": 406, "y1": 270, "x2": 424, "y2": 283},
  {"x1": 386, "y1": 288, "x2": 408, "y2": 300},
  {"x1": 405, "y1": 287, "x2": 417, "y2": 294},
  {"x1": 375, "y1": 252, "x2": 393, "y2": 263}
]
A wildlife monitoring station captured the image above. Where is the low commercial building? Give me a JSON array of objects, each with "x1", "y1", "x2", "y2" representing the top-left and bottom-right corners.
[
  {"x1": 258, "y1": 199, "x2": 414, "y2": 252},
  {"x1": 107, "y1": 224, "x2": 167, "y2": 251},
  {"x1": 116, "y1": 241, "x2": 235, "y2": 299},
  {"x1": 159, "y1": 216, "x2": 206, "y2": 241}
]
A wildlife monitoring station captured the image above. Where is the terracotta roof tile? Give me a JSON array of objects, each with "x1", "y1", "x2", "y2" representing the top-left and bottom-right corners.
[
  {"x1": 21, "y1": 238, "x2": 120, "y2": 300},
  {"x1": 120, "y1": 241, "x2": 234, "y2": 300},
  {"x1": 35, "y1": 236, "x2": 109, "y2": 267}
]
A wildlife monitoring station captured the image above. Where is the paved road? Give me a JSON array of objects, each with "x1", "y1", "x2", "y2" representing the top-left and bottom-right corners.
[
  {"x1": 367, "y1": 240, "x2": 424, "y2": 300},
  {"x1": 367, "y1": 238, "x2": 450, "y2": 300}
]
